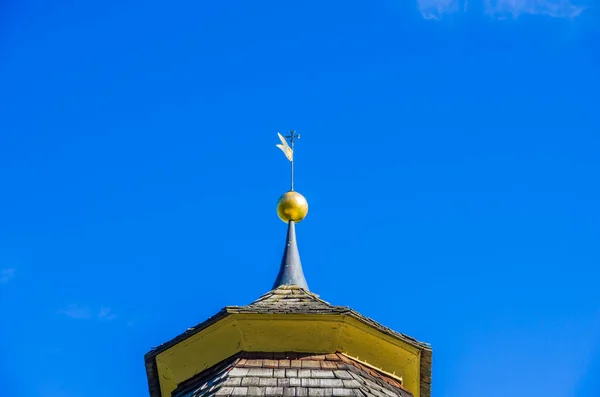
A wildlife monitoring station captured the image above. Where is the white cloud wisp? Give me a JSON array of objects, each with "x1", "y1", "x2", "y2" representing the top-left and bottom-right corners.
[
  {"x1": 417, "y1": 0, "x2": 588, "y2": 19},
  {"x1": 58, "y1": 304, "x2": 117, "y2": 321}
]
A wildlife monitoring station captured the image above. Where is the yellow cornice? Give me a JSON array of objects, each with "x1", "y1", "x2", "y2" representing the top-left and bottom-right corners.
[{"x1": 152, "y1": 312, "x2": 426, "y2": 397}]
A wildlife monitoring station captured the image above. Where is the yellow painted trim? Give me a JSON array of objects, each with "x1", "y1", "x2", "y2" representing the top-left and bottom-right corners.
[
  {"x1": 156, "y1": 316, "x2": 243, "y2": 397},
  {"x1": 338, "y1": 316, "x2": 420, "y2": 395},
  {"x1": 343, "y1": 316, "x2": 421, "y2": 355},
  {"x1": 156, "y1": 313, "x2": 422, "y2": 397}
]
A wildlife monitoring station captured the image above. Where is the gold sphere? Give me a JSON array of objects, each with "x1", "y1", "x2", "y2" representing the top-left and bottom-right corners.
[{"x1": 277, "y1": 191, "x2": 309, "y2": 223}]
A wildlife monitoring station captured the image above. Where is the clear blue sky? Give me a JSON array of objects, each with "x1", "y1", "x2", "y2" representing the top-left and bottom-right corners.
[{"x1": 1, "y1": 1, "x2": 599, "y2": 397}]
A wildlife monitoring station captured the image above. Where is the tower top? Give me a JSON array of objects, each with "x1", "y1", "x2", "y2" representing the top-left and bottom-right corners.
[{"x1": 143, "y1": 131, "x2": 432, "y2": 397}]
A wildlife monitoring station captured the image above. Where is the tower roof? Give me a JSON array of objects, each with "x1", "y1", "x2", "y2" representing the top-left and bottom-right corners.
[{"x1": 145, "y1": 286, "x2": 431, "y2": 397}]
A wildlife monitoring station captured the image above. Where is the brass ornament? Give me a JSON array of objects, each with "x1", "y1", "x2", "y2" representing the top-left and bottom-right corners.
[{"x1": 277, "y1": 191, "x2": 308, "y2": 223}]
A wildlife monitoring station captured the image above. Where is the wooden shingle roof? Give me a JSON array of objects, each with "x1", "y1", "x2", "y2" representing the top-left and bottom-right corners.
[{"x1": 172, "y1": 352, "x2": 413, "y2": 397}]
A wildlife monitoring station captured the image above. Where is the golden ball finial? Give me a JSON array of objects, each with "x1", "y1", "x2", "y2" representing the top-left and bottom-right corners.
[{"x1": 277, "y1": 191, "x2": 308, "y2": 223}]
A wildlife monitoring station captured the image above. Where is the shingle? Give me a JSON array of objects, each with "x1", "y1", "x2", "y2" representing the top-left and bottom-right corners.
[
  {"x1": 274, "y1": 369, "x2": 286, "y2": 378},
  {"x1": 285, "y1": 369, "x2": 298, "y2": 378},
  {"x1": 385, "y1": 379, "x2": 402, "y2": 389},
  {"x1": 300, "y1": 361, "x2": 320, "y2": 369},
  {"x1": 283, "y1": 387, "x2": 296, "y2": 396},
  {"x1": 247, "y1": 387, "x2": 265, "y2": 396},
  {"x1": 258, "y1": 378, "x2": 278, "y2": 387},
  {"x1": 247, "y1": 369, "x2": 274, "y2": 377},
  {"x1": 245, "y1": 360, "x2": 264, "y2": 368},
  {"x1": 381, "y1": 388, "x2": 400, "y2": 397},
  {"x1": 289, "y1": 378, "x2": 302, "y2": 387},
  {"x1": 333, "y1": 371, "x2": 353, "y2": 380},
  {"x1": 300, "y1": 378, "x2": 320, "y2": 387},
  {"x1": 332, "y1": 388, "x2": 355, "y2": 396},
  {"x1": 311, "y1": 370, "x2": 335, "y2": 378},
  {"x1": 342, "y1": 380, "x2": 362, "y2": 388},
  {"x1": 278, "y1": 378, "x2": 291, "y2": 387},
  {"x1": 369, "y1": 389, "x2": 388, "y2": 397},
  {"x1": 265, "y1": 387, "x2": 284, "y2": 396},
  {"x1": 232, "y1": 387, "x2": 248, "y2": 396},
  {"x1": 229, "y1": 368, "x2": 250, "y2": 377},
  {"x1": 290, "y1": 360, "x2": 302, "y2": 369},
  {"x1": 215, "y1": 387, "x2": 234, "y2": 396},
  {"x1": 318, "y1": 379, "x2": 344, "y2": 388},
  {"x1": 308, "y1": 389, "x2": 325, "y2": 396},
  {"x1": 263, "y1": 360, "x2": 278, "y2": 368},
  {"x1": 298, "y1": 370, "x2": 311, "y2": 378},
  {"x1": 359, "y1": 379, "x2": 378, "y2": 390},
  {"x1": 241, "y1": 378, "x2": 260, "y2": 387},
  {"x1": 321, "y1": 361, "x2": 337, "y2": 369},
  {"x1": 223, "y1": 378, "x2": 242, "y2": 387},
  {"x1": 295, "y1": 388, "x2": 308, "y2": 397},
  {"x1": 362, "y1": 378, "x2": 386, "y2": 393},
  {"x1": 279, "y1": 360, "x2": 291, "y2": 368},
  {"x1": 338, "y1": 355, "x2": 353, "y2": 364}
]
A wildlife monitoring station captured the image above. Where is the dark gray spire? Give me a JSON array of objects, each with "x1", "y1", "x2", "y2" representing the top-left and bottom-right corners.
[{"x1": 272, "y1": 221, "x2": 309, "y2": 290}]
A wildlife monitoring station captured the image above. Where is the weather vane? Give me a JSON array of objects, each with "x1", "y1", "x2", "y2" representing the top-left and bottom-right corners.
[
  {"x1": 276, "y1": 130, "x2": 300, "y2": 191},
  {"x1": 275, "y1": 131, "x2": 308, "y2": 223}
]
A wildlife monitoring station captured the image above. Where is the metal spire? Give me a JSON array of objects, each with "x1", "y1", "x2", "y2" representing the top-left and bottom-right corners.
[{"x1": 272, "y1": 220, "x2": 309, "y2": 290}]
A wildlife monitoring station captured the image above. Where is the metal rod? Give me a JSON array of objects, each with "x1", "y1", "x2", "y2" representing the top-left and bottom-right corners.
[
  {"x1": 290, "y1": 140, "x2": 295, "y2": 191},
  {"x1": 287, "y1": 130, "x2": 297, "y2": 192}
]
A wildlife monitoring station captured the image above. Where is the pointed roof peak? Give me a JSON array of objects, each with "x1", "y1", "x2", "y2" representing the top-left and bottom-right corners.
[
  {"x1": 272, "y1": 221, "x2": 309, "y2": 290},
  {"x1": 252, "y1": 285, "x2": 328, "y2": 307}
]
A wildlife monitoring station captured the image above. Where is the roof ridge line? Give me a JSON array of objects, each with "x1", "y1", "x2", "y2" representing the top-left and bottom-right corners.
[{"x1": 338, "y1": 351, "x2": 406, "y2": 386}]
